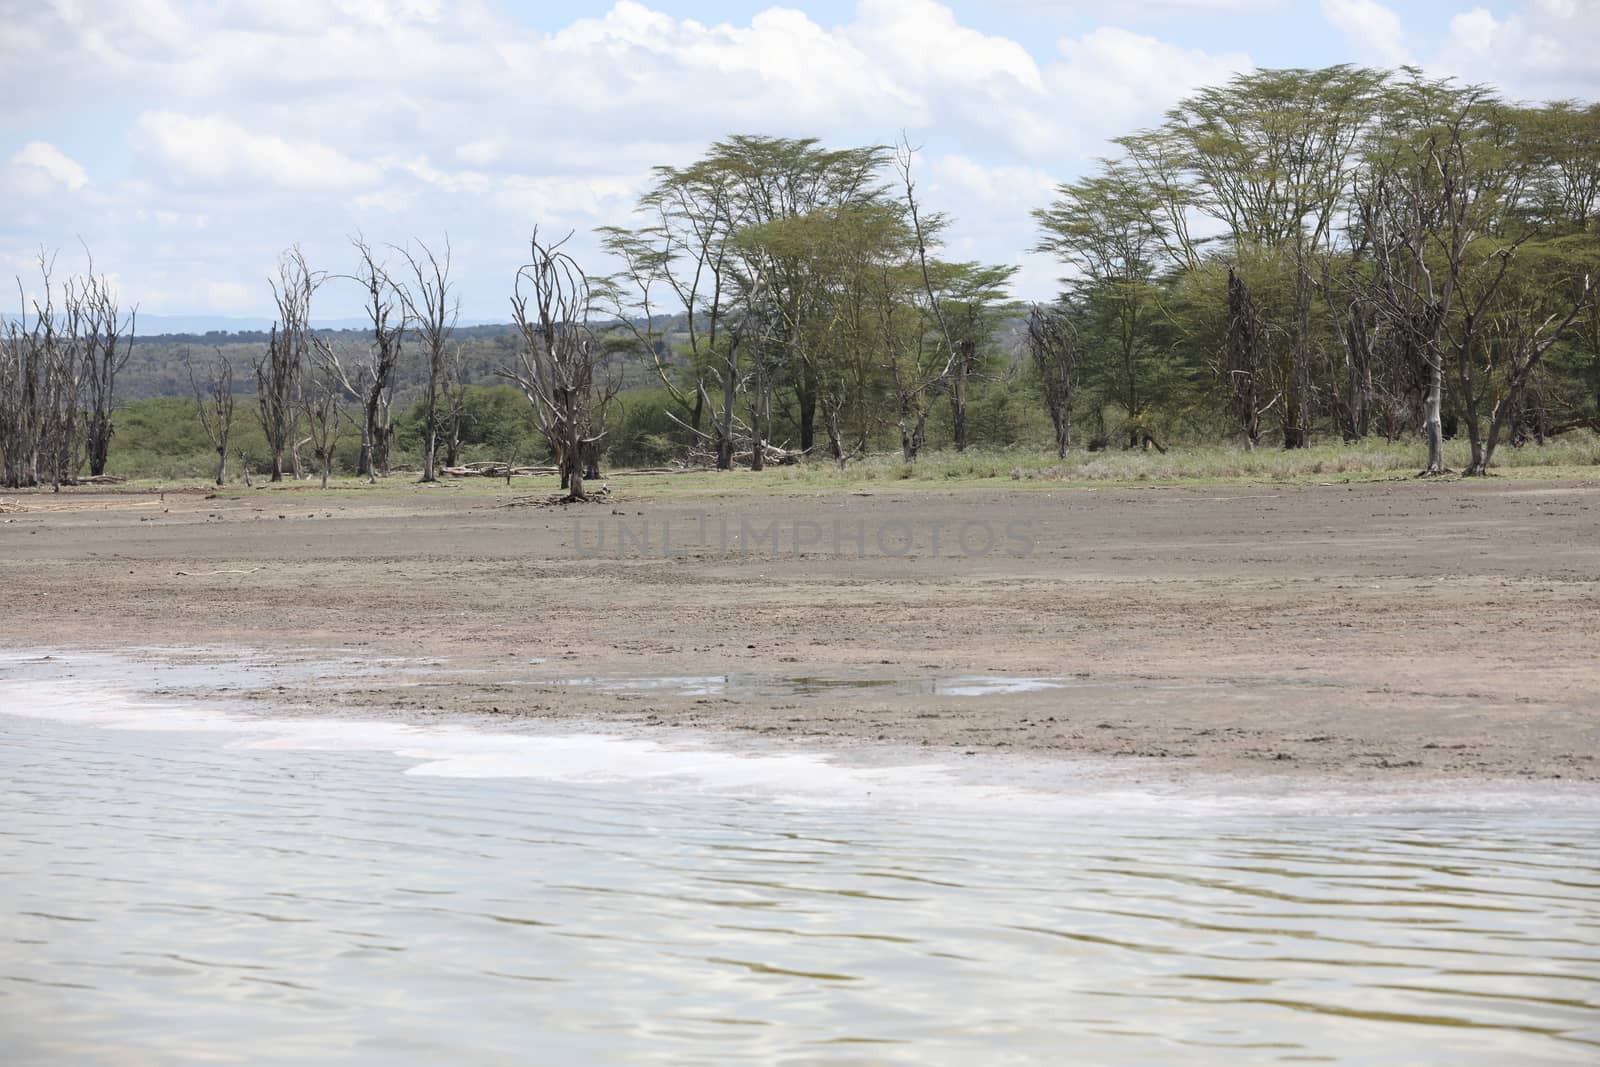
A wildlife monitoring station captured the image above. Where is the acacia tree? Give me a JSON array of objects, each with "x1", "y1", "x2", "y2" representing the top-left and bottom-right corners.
[
  {"x1": 1362, "y1": 76, "x2": 1509, "y2": 474},
  {"x1": 186, "y1": 347, "x2": 235, "y2": 485},
  {"x1": 710, "y1": 135, "x2": 891, "y2": 455},
  {"x1": 606, "y1": 136, "x2": 895, "y2": 465},
  {"x1": 1162, "y1": 66, "x2": 1388, "y2": 447},
  {"x1": 1034, "y1": 161, "x2": 1169, "y2": 446},
  {"x1": 601, "y1": 158, "x2": 739, "y2": 465},
  {"x1": 1471, "y1": 249, "x2": 1596, "y2": 471},
  {"x1": 392, "y1": 237, "x2": 457, "y2": 483}
]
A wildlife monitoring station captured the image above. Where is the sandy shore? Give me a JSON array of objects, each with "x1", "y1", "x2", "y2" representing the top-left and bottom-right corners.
[{"x1": 2, "y1": 477, "x2": 1597, "y2": 782}]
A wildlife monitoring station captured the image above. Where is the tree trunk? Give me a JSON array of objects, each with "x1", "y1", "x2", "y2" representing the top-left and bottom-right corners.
[
  {"x1": 718, "y1": 349, "x2": 736, "y2": 471},
  {"x1": 359, "y1": 395, "x2": 381, "y2": 479},
  {"x1": 950, "y1": 339, "x2": 972, "y2": 452},
  {"x1": 796, "y1": 373, "x2": 816, "y2": 455},
  {"x1": 419, "y1": 362, "x2": 439, "y2": 482},
  {"x1": 373, "y1": 419, "x2": 392, "y2": 476},
  {"x1": 1348, "y1": 300, "x2": 1374, "y2": 440},
  {"x1": 1421, "y1": 342, "x2": 1446, "y2": 474},
  {"x1": 87, "y1": 412, "x2": 111, "y2": 476},
  {"x1": 1459, "y1": 337, "x2": 1488, "y2": 476},
  {"x1": 564, "y1": 388, "x2": 584, "y2": 500},
  {"x1": 1284, "y1": 253, "x2": 1313, "y2": 449}
]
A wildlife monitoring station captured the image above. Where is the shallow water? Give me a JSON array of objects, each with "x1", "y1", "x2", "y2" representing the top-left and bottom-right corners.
[
  {"x1": 538, "y1": 671, "x2": 1182, "y2": 699},
  {"x1": 2, "y1": 659, "x2": 1599, "y2": 1065}
]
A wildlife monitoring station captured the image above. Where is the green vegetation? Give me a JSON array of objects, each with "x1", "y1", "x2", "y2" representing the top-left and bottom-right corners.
[
  {"x1": 7, "y1": 66, "x2": 1598, "y2": 489},
  {"x1": 100, "y1": 387, "x2": 1597, "y2": 494}
]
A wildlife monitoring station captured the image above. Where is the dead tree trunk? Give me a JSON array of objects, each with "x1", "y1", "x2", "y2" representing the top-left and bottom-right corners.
[
  {"x1": 1225, "y1": 268, "x2": 1267, "y2": 450},
  {"x1": 78, "y1": 268, "x2": 134, "y2": 477},
  {"x1": 1026, "y1": 304, "x2": 1076, "y2": 458},
  {"x1": 393, "y1": 238, "x2": 458, "y2": 484},
  {"x1": 350, "y1": 237, "x2": 405, "y2": 481},
  {"x1": 188, "y1": 348, "x2": 235, "y2": 486},
  {"x1": 255, "y1": 249, "x2": 320, "y2": 483},
  {"x1": 505, "y1": 228, "x2": 618, "y2": 502}
]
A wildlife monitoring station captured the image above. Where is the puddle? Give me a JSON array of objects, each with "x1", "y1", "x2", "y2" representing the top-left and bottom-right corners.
[{"x1": 537, "y1": 672, "x2": 1158, "y2": 699}]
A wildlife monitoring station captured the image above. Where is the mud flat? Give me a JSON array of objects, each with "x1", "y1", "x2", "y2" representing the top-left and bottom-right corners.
[{"x1": 2, "y1": 477, "x2": 1597, "y2": 782}]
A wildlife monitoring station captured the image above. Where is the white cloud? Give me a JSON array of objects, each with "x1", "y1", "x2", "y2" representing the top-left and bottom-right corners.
[
  {"x1": 933, "y1": 154, "x2": 1056, "y2": 210},
  {"x1": 1322, "y1": 0, "x2": 1410, "y2": 67},
  {"x1": 1446, "y1": 7, "x2": 1499, "y2": 54},
  {"x1": 204, "y1": 280, "x2": 254, "y2": 312},
  {"x1": 1046, "y1": 27, "x2": 1251, "y2": 153},
  {"x1": 7, "y1": 142, "x2": 91, "y2": 196},
  {"x1": 132, "y1": 112, "x2": 383, "y2": 190},
  {"x1": 1, "y1": 1, "x2": 1259, "y2": 312},
  {"x1": 989, "y1": 0, "x2": 1281, "y2": 14},
  {"x1": 1436, "y1": 1, "x2": 1600, "y2": 101}
]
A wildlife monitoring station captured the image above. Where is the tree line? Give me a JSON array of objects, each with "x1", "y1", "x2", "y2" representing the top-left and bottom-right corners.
[
  {"x1": 1036, "y1": 66, "x2": 1598, "y2": 475},
  {"x1": 3, "y1": 65, "x2": 1596, "y2": 493}
]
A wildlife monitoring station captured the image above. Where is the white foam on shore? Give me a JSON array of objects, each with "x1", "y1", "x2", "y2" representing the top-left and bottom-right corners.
[{"x1": 2, "y1": 652, "x2": 1597, "y2": 819}]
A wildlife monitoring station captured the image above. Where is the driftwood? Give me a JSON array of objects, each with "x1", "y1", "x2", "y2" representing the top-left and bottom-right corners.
[
  {"x1": 496, "y1": 485, "x2": 611, "y2": 508},
  {"x1": 613, "y1": 465, "x2": 703, "y2": 476},
  {"x1": 444, "y1": 462, "x2": 561, "y2": 478},
  {"x1": 686, "y1": 443, "x2": 805, "y2": 468},
  {"x1": 76, "y1": 474, "x2": 127, "y2": 484},
  {"x1": 0, "y1": 499, "x2": 24, "y2": 513}
]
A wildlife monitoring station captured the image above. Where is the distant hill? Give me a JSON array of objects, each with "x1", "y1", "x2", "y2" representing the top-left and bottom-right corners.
[{"x1": 130, "y1": 314, "x2": 513, "y2": 336}]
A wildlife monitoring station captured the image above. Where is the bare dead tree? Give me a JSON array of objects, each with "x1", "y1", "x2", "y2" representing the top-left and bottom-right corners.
[
  {"x1": 392, "y1": 237, "x2": 457, "y2": 483},
  {"x1": 186, "y1": 347, "x2": 235, "y2": 486},
  {"x1": 42, "y1": 274, "x2": 88, "y2": 490},
  {"x1": 255, "y1": 248, "x2": 322, "y2": 482},
  {"x1": 299, "y1": 358, "x2": 345, "y2": 489},
  {"x1": 342, "y1": 236, "x2": 407, "y2": 481},
  {"x1": 75, "y1": 252, "x2": 136, "y2": 477},
  {"x1": 0, "y1": 304, "x2": 33, "y2": 487},
  {"x1": 1026, "y1": 303, "x2": 1077, "y2": 458},
  {"x1": 1225, "y1": 267, "x2": 1275, "y2": 450},
  {"x1": 895, "y1": 137, "x2": 962, "y2": 390},
  {"x1": 442, "y1": 342, "x2": 468, "y2": 467},
  {"x1": 746, "y1": 306, "x2": 777, "y2": 472},
  {"x1": 504, "y1": 228, "x2": 618, "y2": 500},
  {"x1": 1468, "y1": 272, "x2": 1596, "y2": 473},
  {"x1": 1, "y1": 252, "x2": 95, "y2": 489}
]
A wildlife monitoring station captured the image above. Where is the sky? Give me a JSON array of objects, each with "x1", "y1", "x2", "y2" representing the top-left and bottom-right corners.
[{"x1": 2, "y1": 0, "x2": 1597, "y2": 324}]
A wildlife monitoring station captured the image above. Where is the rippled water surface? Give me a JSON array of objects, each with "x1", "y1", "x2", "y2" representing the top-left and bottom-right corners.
[{"x1": 2, "y1": 661, "x2": 1598, "y2": 1065}]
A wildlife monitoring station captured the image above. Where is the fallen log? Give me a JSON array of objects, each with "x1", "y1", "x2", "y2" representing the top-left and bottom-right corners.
[
  {"x1": 443, "y1": 464, "x2": 561, "y2": 477},
  {"x1": 686, "y1": 443, "x2": 806, "y2": 468}
]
